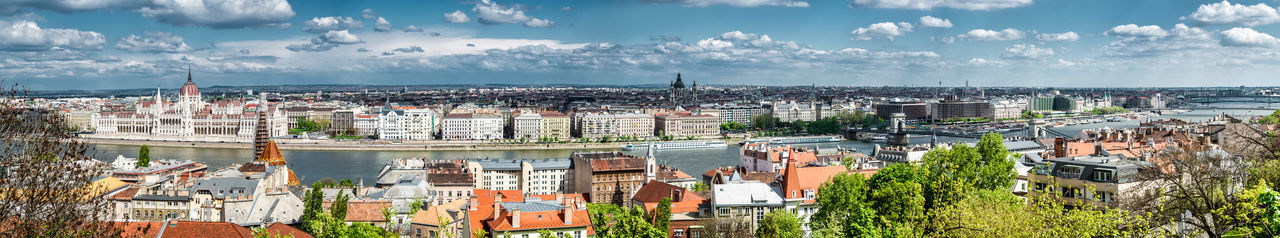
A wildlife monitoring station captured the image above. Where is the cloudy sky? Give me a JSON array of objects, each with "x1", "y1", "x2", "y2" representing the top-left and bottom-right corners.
[{"x1": 4, "y1": 0, "x2": 1280, "y2": 89}]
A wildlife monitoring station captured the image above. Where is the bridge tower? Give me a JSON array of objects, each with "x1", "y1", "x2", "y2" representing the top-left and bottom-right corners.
[
  {"x1": 1027, "y1": 119, "x2": 1046, "y2": 139},
  {"x1": 888, "y1": 113, "x2": 909, "y2": 146}
]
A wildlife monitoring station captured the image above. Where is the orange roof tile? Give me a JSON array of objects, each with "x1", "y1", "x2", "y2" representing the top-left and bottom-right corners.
[
  {"x1": 158, "y1": 221, "x2": 253, "y2": 238},
  {"x1": 344, "y1": 200, "x2": 393, "y2": 222},
  {"x1": 262, "y1": 222, "x2": 312, "y2": 238},
  {"x1": 117, "y1": 221, "x2": 162, "y2": 238},
  {"x1": 256, "y1": 141, "x2": 287, "y2": 166}
]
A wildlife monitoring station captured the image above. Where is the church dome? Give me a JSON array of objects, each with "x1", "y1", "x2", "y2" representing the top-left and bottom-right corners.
[{"x1": 180, "y1": 70, "x2": 200, "y2": 97}]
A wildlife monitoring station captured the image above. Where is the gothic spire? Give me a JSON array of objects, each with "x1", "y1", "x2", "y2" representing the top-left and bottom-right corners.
[{"x1": 187, "y1": 68, "x2": 192, "y2": 82}]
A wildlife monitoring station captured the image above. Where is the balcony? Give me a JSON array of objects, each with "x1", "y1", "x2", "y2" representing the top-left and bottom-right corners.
[{"x1": 1055, "y1": 171, "x2": 1081, "y2": 179}]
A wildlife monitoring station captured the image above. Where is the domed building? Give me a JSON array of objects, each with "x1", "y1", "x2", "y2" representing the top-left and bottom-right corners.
[
  {"x1": 92, "y1": 71, "x2": 289, "y2": 142},
  {"x1": 668, "y1": 73, "x2": 699, "y2": 105}
]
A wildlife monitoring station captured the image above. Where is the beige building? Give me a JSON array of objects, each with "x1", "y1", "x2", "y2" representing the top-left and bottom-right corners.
[
  {"x1": 656, "y1": 113, "x2": 720, "y2": 138},
  {"x1": 1027, "y1": 155, "x2": 1150, "y2": 209},
  {"x1": 442, "y1": 113, "x2": 503, "y2": 140},
  {"x1": 572, "y1": 151, "x2": 654, "y2": 206},
  {"x1": 540, "y1": 113, "x2": 572, "y2": 141},
  {"x1": 573, "y1": 112, "x2": 655, "y2": 140}
]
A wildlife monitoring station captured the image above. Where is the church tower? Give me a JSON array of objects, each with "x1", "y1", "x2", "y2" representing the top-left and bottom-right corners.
[
  {"x1": 253, "y1": 93, "x2": 270, "y2": 159},
  {"x1": 644, "y1": 142, "x2": 657, "y2": 183}
]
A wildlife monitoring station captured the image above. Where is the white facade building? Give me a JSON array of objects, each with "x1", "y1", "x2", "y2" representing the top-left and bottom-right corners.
[
  {"x1": 379, "y1": 107, "x2": 439, "y2": 141},
  {"x1": 91, "y1": 73, "x2": 287, "y2": 142},
  {"x1": 441, "y1": 113, "x2": 503, "y2": 140}
]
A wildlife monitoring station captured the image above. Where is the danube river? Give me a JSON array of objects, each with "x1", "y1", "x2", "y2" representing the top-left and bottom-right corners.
[{"x1": 90, "y1": 106, "x2": 1276, "y2": 185}]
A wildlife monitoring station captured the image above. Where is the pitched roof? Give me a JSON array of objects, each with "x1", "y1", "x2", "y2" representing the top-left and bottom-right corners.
[
  {"x1": 117, "y1": 221, "x2": 162, "y2": 238},
  {"x1": 344, "y1": 200, "x2": 393, "y2": 222},
  {"x1": 632, "y1": 180, "x2": 705, "y2": 214},
  {"x1": 412, "y1": 198, "x2": 469, "y2": 227},
  {"x1": 158, "y1": 220, "x2": 253, "y2": 238},
  {"x1": 255, "y1": 141, "x2": 287, "y2": 166},
  {"x1": 262, "y1": 222, "x2": 312, "y2": 238}
]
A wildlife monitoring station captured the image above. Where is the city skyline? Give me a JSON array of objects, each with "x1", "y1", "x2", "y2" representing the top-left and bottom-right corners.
[{"x1": 6, "y1": 0, "x2": 1280, "y2": 90}]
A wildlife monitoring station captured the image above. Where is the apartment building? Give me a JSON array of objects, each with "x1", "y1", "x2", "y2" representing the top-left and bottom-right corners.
[
  {"x1": 442, "y1": 113, "x2": 503, "y2": 140},
  {"x1": 467, "y1": 158, "x2": 575, "y2": 195},
  {"x1": 655, "y1": 113, "x2": 720, "y2": 138},
  {"x1": 379, "y1": 106, "x2": 440, "y2": 141}
]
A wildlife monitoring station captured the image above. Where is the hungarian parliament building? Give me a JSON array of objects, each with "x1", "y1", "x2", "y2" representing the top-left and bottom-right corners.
[{"x1": 90, "y1": 72, "x2": 288, "y2": 142}]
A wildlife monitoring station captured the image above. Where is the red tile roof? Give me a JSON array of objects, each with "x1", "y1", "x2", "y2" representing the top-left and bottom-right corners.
[
  {"x1": 117, "y1": 221, "x2": 162, "y2": 238},
  {"x1": 158, "y1": 220, "x2": 253, "y2": 238},
  {"x1": 632, "y1": 180, "x2": 705, "y2": 214},
  {"x1": 343, "y1": 200, "x2": 393, "y2": 223},
  {"x1": 263, "y1": 222, "x2": 312, "y2": 238}
]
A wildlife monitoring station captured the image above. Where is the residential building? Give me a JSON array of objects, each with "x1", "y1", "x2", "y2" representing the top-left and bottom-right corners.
[
  {"x1": 655, "y1": 113, "x2": 720, "y2": 138},
  {"x1": 779, "y1": 159, "x2": 854, "y2": 234},
  {"x1": 709, "y1": 181, "x2": 785, "y2": 231},
  {"x1": 632, "y1": 180, "x2": 708, "y2": 238},
  {"x1": 706, "y1": 103, "x2": 767, "y2": 124},
  {"x1": 573, "y1": 112, "x2": 655, "y2": 140},
  {"x1": 540, "y1": 113, "x2": 572, "y2": 141},
  {"x1": 354, "y1": 113, "x2": 379, "y2": 136},
  {"x1": 511, "y1": 112, "x2": 543, "y2": 140},
  {"x1": 469, "y1": 189, "x2": 593, "y2": 238},
  {"x1": 771, "y1": 100, "x2": 826, "y2": 122},
  {"x1": 1027, "y1": 155, "x2": 1151, "y2": 208},
  {"x1": 572, "y1": 151, "x2": 652, "y2": 206},
  {"x1": 442, "y1": 113, "x2": 503, "y2": 140},
  {"x1": 410, "y1": 199, "x2": 469, "y2": 238},
  {"x1": 739, "y1": 143, "x2": 819, "y2": 173},
  {"x1": 991, "y1": 99, "x2": 1027, "y2": 120},
  {"x1": 656, "y1": 164, "x2": 697, "y2": 190},
  {"x1": 379, "y1": 106, "x2": 440, "y2": 141},
  {"x1": 332, "y1": 109, "x2": 357, "y2": 132},
  {"x1": 467, "y1": 158, "x2": 574, "y2": 195}
]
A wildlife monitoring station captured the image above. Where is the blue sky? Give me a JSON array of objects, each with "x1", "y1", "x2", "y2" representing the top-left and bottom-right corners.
[{"x1": 4, "y1": 0, "x2": 1280, "y2": 90}]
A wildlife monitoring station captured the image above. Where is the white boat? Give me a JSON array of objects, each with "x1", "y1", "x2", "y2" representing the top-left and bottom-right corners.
[
  {"x1": 623, "y1": 140, "x2": 728, "y2": 150},
  {"x1": 739, "y1": 135, "x2": 844, "y2": 145}
]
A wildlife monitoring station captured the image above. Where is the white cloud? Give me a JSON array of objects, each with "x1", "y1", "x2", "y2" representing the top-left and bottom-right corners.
[
  {"x1": 919, "y1": 16, "x2": 952, "y2": 28},
  {"x1": 1220, "y1": 27, "x2": 1280, "y2": 47},
  {"x1": 1183, "y1": 1, "x2": 1280, "y2": 26},
  {"x1": 361, "y1": 9, "x2": 377, "y2": 20},
  {"x1": 1035, "y1": 32, "x2": 1079, "y2": 42},
  {"x1": 139, "y1": 0, "x2": 295, "y2": 29},
  {"x1": 851, "y1": 22, "x2": 914, "y2": 41},
  {"x1": 374, "y1": 17, "x2": 392, "y2": 32},
  {"x1": 302, "y1": 16, "x2": 363, "y2": 33},
  {"x1": 966, "y1": 57, "x2": 1005, "y2": 66},
  {"x1": 115, "y1": 31, "x2": 193, "y2": 53},
  {"x1": 957, "y1": 28, "x2": 1024, "y2": 41},
  {"x1": 639, "y1": 0, "x2": 809, "y2": 7},
  {"x1": 402, "y1": 25, "x2": 424, "y2": 32},
  {"x1": 561, "y1": 6, "x2": 572, "y2": 11},
  {"x1": 1105, "y1": 24, "x2": 1168, "y2": 39},
  {"x1": 1103, "y1": 24, "x2": 1215, "y2": 57},
  {"x1": 523, "y1": 18, "x2": 555, "y2": 28},
  {"x1": 444, "y1": 10, "x2": 470, "y2": 23},
  {"x1": 1000, "y1": 44, "x2": 1053, "y2": 59},
  {"x1": 286, "y1": 30, "x2": 363, "y2": 52},
  {"x1": 0, "y1": 20, "x2": 104, "y2": 51},
  {"x1": 473, "y1": 0, "x2": 530, "y2": 25},
  {"x1": 849, "y1": 0, "x2": 1033, "y2": 10}
]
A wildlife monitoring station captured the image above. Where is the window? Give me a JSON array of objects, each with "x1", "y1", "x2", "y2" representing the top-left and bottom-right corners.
[
  {"x1": 1093, "y1": 170, "x2": 1113, "y2": 182},
  {"x1": 1057, "y1": 166, "x2": 1083, "y2": 178},
  {"x1": 718, "y1": 207, "x2": 730, "y2": 216},
  {"x1": 674, "y1": 229, "x2": 685, "y2": 237}
]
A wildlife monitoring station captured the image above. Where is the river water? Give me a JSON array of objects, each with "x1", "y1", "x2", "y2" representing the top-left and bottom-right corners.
[{"x1": 90, "y1": 105, "x2": 1277, "y2": 185}]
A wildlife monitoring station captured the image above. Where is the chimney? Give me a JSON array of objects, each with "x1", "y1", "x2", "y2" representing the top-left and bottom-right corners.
[
  {"x1": 470, "y1": 196, "x2": 479, "y2": 211},
  {"x1": 556, "y1": 193, "x2": 564, "y2": 204},
  {"x1": 672, "y1": 189, "x2": 683, "y2": 202},
  {"x1": 511, "y1": 208, "x2": 521, "y2": 228},
  {"x1": 1094, "y1": 143, "x2": 1103, "y2": 156},
  {"x1": 563, "y1": 198, "x2": 574, "y2": 225},
  {"x1": 492, "y1": 194, "x2": 502, "y2": 219},
  {"x1": 1053, "y1": 137, "x2": 1066, "y2": 158}
]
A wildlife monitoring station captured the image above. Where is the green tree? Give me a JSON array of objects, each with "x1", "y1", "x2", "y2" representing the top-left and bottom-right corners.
[
  {"x1": 331, "y1": 192, "x2": 350, "y2": 221},
  {"x1": 809, "y1": 173, "x2": 881, "y2": 238},
  {"x1": 587, "y1": 203, "x2": 666, "y2": 238},
  {"x1": 750, "y1": 114, "x2": 780, "y2": 130},
  {"x1": 866, "y1": 163, "x2": 927, "y2": 236},
  {"x1": 1233, "y1": 181, "x2": 1280, "y2": 237},
  {"x1": 691, "y1": 182, "x2": 709, "y2": 192},
  {"x1": 919, "y1": 133, "x2": 1016, "y2": 210},
  {"x1": 756, "y1": 209, "x2": 803, "y2": 238},
  {"x1": 931, "y1": 189, "x2": 1152, "y2": 237},
  {"x1": 472, "y1": 229, "x2": 489, "y2": 238},
  {"x1": 302, "y1": 182, "x2": 326, "y2": 231},
  {"x1": 137, "y1": 144, "x2": 151, "y2": 168},
  {"x1": 720, "y1": 121, "x2": 748, "y2": 132},
  {"x1": 1259, "y1": 109, "x2": 1280, "y2": 124},
  {"x1": 651, "y1": 197, "x2": 672, "y2": 233}
]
